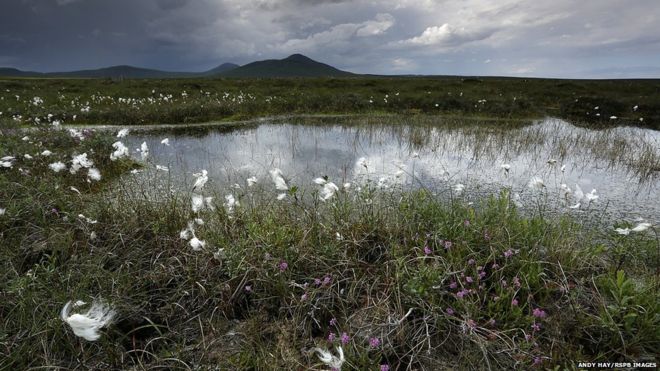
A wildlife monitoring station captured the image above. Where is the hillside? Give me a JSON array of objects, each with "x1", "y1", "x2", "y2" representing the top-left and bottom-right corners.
[
  {"x1": 0, "y1": 54, "x2": 352, "y2": 79},
  {"x1": 220, "y1": 54, "x2": 353, "y2": 77},
  {"x1": 202, "y1": 63, "x2": 240, "y2": 76}
]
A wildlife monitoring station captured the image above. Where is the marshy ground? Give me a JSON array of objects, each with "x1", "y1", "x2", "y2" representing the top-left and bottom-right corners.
[{"x1": 0, "y1": 77, "x2": 658, "y2": 370}]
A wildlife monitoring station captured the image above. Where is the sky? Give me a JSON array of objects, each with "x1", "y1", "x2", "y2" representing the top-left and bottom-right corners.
[{"x1": 1, "y1": 0, "x2": 659, "y2": 78}]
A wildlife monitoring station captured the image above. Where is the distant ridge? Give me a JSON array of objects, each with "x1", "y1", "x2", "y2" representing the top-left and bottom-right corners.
[
  {"x1": 0, "y1": 54, "x2": 351, "y2": 78},
  {"x1": 219, "y1": 54, "x2": 353, "y2": 77},
  {"x1": 0, "y1": 63, "x2": 239, "y2": 79},
  {"x1": 202, "y1": 63, "x2": 240, "y2": 76}
]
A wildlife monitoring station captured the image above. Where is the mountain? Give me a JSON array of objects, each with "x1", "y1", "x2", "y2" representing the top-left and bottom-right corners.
[
  {"x1": 0, "y1": 65, "x2": 195, "y2": 79},
  {"x1": 0, "y1": 54, "x2": 351, "y2": 78},
  {"x1": 52, "y1": 65, "x2": 194, "y2": 78},
  {"x1": 202, "y1": 63, "x2": 240, "y2": 76},
  {"x1": 0, "y1": 67, "x2": 45, "y2": 78},
  {"x1": 220, "y1": 54, "x2": 353, "y2": 77}
]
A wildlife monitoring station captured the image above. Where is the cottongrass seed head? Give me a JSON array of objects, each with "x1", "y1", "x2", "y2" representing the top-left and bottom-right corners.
[{"x1": 60, "y1": 299, "x2": 116, "y2": 341}]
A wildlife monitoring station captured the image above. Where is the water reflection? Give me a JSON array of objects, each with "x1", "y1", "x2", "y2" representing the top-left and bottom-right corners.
[{"x1": 124, "y1": 117, "x2": 660, "y2": 223}]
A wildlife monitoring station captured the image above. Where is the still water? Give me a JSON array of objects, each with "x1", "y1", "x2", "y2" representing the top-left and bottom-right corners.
[{"x1": 124, "y1": 117, "x2": 659, "y2": 224}]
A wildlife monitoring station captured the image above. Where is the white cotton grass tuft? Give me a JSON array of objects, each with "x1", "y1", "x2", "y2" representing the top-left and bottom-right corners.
[
  {"x1": 60, "y1": 299, "x2": 115, "y2": 341},
  {"x1": 277, "y1": 193, "x2": 287, "y2": 201},
  {"x1": 615, "y1": 227, "x2": 631, "y2": 235},
  {"x1": 192, "y1": 170, "x2": 208, "y2": 192},
  {"x1": 116, "y1": 128, "x2": 129, "y2": 138},
  {"x1": 189, "y1": 237, "x2": 206, "y2": 251},
  {"x1": 570, "y1": 184, "x2": 598, "y2": 209},
  {"x1": 1, "y1": 156, "x2": 15, "y2": 168},
  {"x1": 615, "y1": 222, "x2": 652, "y2": 235},
  {"x1": 313, "y1": 177, "x2": 327, "y2": 185},
  {"x1": 269, "y1": 168, "x2": 288, "y2": 190},
  {"x1": 191, "y1": 194, "x2": 214, "y2": 213},
  {"x1": 192, "y1": 194, "x2": 205, "y2": 213},
  {"x1": 247, "y1": 176, "x2": 258, "y2": 187},
  {"x1": 41, "y1": 150, "x2": 53, "y2": 157},
  {"x1": 139, "y1": 142, "x2": 149, "y2": 161},
  {"x1": 527, "y1": 177, "x2": 545, "y2": 190},
  {"x1": 156, "y1": 165, "x2": 169, "y2": 172},
  {"x1": 179, "y1": 220, "x2": 206, "y2": 251},
  {"x1": 453, "y1": 183, "x2": 465, "y2": 195},
  {"x1": 49, "y1": 161, "x2": 67, "y2": 173},
  {"x1": 631, "y1": 222, "x2": 652, "y2": 232},
  {"x1": 224, "y1": 194, "x2": 239, "y2": 214},
  {"x1": 70, "y1": 153, "x2": 94, "y2": 174},
  {"x1": 313, "y1": 346, "x2": 345, "y2": 370},
  {"x1": 161, "y1": 138, "x2": 170, "y2": 146},
  {"x1": 320, "y1": 182, "x2": 339, "y2": 201},
  {"x1": 501, "y1": 163, "x2": 511, "y2": 173},
  {"x1": 110, "y1": 141, "x2": 129, "y2": 161},
  {"x1": 0, "y1": 208, "x2": 6, "y2": 216},
  {"x1": 180, "y1": 221, "x2": 195, "y2": 240},
  {"x1": 87, "y1": 168, "x2": 102, "y2": 182}
]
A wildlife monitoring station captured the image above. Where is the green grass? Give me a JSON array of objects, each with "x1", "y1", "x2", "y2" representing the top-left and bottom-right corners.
[
  {"x1": 1, "y1": 128, "x2": 658, "y2": 369},
  {"x1": 0, "y1": 76, "x2": 658, "y2": 129}
]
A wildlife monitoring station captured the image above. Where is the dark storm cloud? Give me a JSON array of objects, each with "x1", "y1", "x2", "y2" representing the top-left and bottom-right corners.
[{"x1": 1, "y1": 0, "x2": 658, "y2": 77}]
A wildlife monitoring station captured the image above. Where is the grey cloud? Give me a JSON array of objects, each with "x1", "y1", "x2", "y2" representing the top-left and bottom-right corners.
[
  {"x1": 155, "y1": 0, "x2": 191, "y2": 10},
  {"x1": 0, "y1": 0, "x2": 658, "y2": 77}
]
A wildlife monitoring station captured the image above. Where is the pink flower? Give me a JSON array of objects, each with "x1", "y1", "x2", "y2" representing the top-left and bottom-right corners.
[
  {"x1": 314, "y1": 278, "x2": 321, "y2": 286},
  {"x1": 278, "y1": 260, "x2": 288, "y2": 272},
  {"x1": 329, "y1": 318, "x2": 337, "y2": 327},
  {"x1": 513, "y1": 276, "x2": 521, "y2": 288},
  {"x1": 478, "y1": 271, "x2": 486, "y2": 279},
  {"x1": 423, "y1": 245, "x2": 432, "y2": 255},
  {"x1": 340, "y1": 332, "x2": 350, "y2": 345},
  {"x1": 446, "y1": 307, "x2": 455, "y2": 315},
  {"x1": 444, "y1": 240, "x2": 453, "y2": 249},
  {"x1": 532, "y1": 308, "x2": 547, "y2": 318},
  {"x1": 449, "y1": 281, "x2": 458, "y2": 289},
  {"x1": 323, "y1": 275, "x2": 332, "y2": 285},
  {"x1": 464, "y1": 219, "x2": 470, "y2": 227},
  {"x1": 301, "y1": 293, "x2": 308, "y2": 301},
  {"x1": 511, "y1": 298, "x2": 519, "y2": 306},
  {"x1": 466, "y1": 319, "x2": 477, "y2": 329},
  {"x1": 467, "y1": 259, "x2": 475, "y2": 265},
  {"x1": 369, "y1": 337, "x2": 381, "y2": 348},
  {"x1": 491, "y1": 263, "x2": 500, "y2": 270},
  {"x1": 531, "y1": 322, "x2": 541, "y2": 332},
  {"x1": 381, "y1": 365, "x2": 390, "y2": 371},
  {"x1": 504, "y1": 249, "x2": 514, "y2": 258},
  {"x1": 525, "y1": 334, "x2": 532, "y2": 341},
  {"x1": 456, "y1": 289, "x2": 469, "y2": 298},
  {"x1": 327, "y1": 332, "x2": 336, "y2": 342},
  {"x1": 533, "y1": 357, "x2": 543, "y2": 366},
  {"x1": 244, "y1": 285, "x2": 252, "y2": 292},
  {"x1": 465, "y1": 276, "x2": 474, "y2": 283}
]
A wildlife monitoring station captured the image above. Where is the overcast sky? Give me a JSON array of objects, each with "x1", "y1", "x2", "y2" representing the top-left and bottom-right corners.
[{"x1": 1, "y1": 0, "x2": 659, "y2": 78}]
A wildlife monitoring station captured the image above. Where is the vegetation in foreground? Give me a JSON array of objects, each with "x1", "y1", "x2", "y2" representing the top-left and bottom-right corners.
[
  {"x1": 0, "y1": 76, "x2": 658, "y2": 130},
  {"x1": 1, "y1": 127, "x2": 658, "y2": 370}
]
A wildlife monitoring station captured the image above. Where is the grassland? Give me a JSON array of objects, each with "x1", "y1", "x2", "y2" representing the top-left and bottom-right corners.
[
  {"x1": 0, "y1": 76, "x2": 658, "y2": 129},
  {"x1": 0, "y1": 77, "x2": 659, "y2": 369}
]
